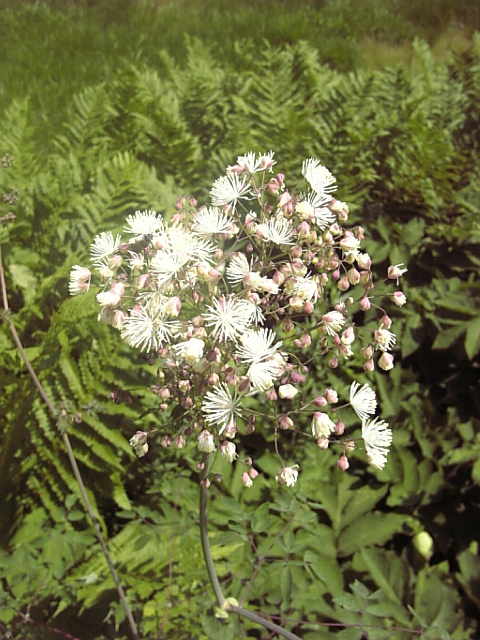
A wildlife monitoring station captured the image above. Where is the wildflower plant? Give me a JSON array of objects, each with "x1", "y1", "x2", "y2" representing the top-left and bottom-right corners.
[{"x1": 70, "y1": 152, "x2": 406, "y2": 484}]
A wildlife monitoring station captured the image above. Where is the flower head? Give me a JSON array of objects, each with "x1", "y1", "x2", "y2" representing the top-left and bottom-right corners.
[
  {"x1": 204, "y1": 295, "x2": 255, "y2": 342},
  {"x1": 311, "y1": 412, "x2": 335, "y2": 438},
  {"x1": 202, "y1": 383, "x2": 243, "y2": 435},
  {"x1": 210, "y1": 173, "x2": 252, "y2": 209},
  {"x1": 350, "y1": 381, "x2": 377, "y2": 421},
  {"x1": 362, "y1": 417, "x2": 392, "y2": 469},
  {"x1": 276, "y1": 465, "x2": 299, "y2": 487},
  {"x1": 255, "y1": 216, "x2": 294, "y2": 245},
  {"x1": 192, "y1": 207, "x2": 238, "y2": 237},
  {"x1": 302, "y1": 159, "x2": 337, "y2": 197},
  {"x1": 124, "y1": 210, "x2": 163, "y2": 236},
  {"x1": 69, "y1": 265, "x2": 92, "y2": 296},
  {"x1": 90, "y1": 231, "x2": 121, "y2": 267},
  {"x1": 129, "y1": 431, "x2": 149, "y2": 458}
]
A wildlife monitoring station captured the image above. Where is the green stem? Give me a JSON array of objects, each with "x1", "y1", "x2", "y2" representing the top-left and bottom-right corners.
[
  {"x1": 199, "y1": 454, "x2": 226, "y2": 607},
  {"x1": 0, "y1": 240, "x2": 139, "y2": 640},
  {"x1": 198, "y1": 454, "x2": 303, "y2": 640}
]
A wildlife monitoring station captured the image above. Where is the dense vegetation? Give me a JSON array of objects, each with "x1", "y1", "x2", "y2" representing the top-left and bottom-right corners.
[{"x1": 0, "y1": 1, "x2": 479, "y2": 638}]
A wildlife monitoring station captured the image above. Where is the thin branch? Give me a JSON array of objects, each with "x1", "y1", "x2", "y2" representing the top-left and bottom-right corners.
[{"x1": 0, "y1": 239, "x2": 139, "y2": 640}]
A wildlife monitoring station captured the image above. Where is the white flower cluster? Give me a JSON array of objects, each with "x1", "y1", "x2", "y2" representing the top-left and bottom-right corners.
[{"x1": 70, "y1": 153, "x2": 405, "y2": 482}]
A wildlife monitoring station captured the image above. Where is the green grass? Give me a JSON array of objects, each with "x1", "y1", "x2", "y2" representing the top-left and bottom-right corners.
[{"x1": 0, "y1": 0, "x2": 478, "y2": 149}]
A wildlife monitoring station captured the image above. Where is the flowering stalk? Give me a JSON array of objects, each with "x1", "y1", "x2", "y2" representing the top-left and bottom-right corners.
[{"x1": 69, "y1": 152, "x2": 408, "y2": 631}]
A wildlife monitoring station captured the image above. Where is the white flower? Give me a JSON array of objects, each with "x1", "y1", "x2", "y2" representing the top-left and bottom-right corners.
[
  {"x1": 202, "y1": 383, "x2": 243, "y2": 435},
  {"x1": 362, "y1": 417, "x2": 393, "y2": 470},
  {"x1": 235, "y1": 328, "x2": 283, "y2": 364},
  {"x1": 247, "y1": 355, "x2": 285, "y2": 392},
  {"x1": 220, "y1": 441, "x2": 238, "y2": 462},
  {"x1": 296, "y1": 193, "x2": 335, "y2": 230},
  {"x1": 90, "y1": 231, "x2": 121, "y2": 267},
  {"x1": 192, "y1": 207, "x2": 238, "y2": 237},
  {"x1": 392, "y1": 291, "x2": 407, "y2": 307},
  {"x1": 174, "y1": 337, "x2": 205, "y2": 364},
  {"x1": 124, "y1": 210, "x2": 163, "y2": 236},
  {"x1": 339, "y1": 235, "x2": 361, "y2": 257},
  {"x1": 302, "y1": 159, "x2": 337, "y2": 197},
  {"x1": 311, "y1": 412, "x2": 335, "y2": 438},
  {"x1": 285, "y1": 275, "x2": 318, "y2": 303},
  {"x1": 275, "y1": 465, "x2": 299, "y2": 487},
  {"x1": 350, "y1": 381, "x2": 377, "y2": 421},
  {"x1": 236, "y1": 329, "x2": 286, "y2": 391},
  {"x1": 151, "y1": 226, "x2": 214, "y2": 287},
  {"x1": 322, "y1": 311, "x2": 345, "y2": 336},
  {"x1": 129, "y1": 431, "x2": 149, "y2": 458},
  {"x1": 121, "y1": 305, "x2": 177, "y2": 352},
  {"x1": 197, "y1": 430, "x2": 216, "y2": 453},
  {"x1": 278, "y1": 384, "x2": 298, "y2": 400},
  {"x1": 128, "y1": 252, "x2": 145, "y2": 270},
  {"x1": 233, "y1": 151, "x2": 276, "y2": 173},
  {"x1": 226, "y1": 253, "x2": 250, "y2": 286},
  {"x1": 69, "y1": 265, "x2": 91, "y2": 296},
  {"x1": 255, "y1": 217, "x2": 294, "y2": 245},
  {"x1": 374, "y1": 329, "x2": 396, "y2": 352},
  {"x1": 210, "y1": 173, "x2": 252, "y2": 209},
  {"x1": 204, "y1": 296, "x2": 255, "y2": 342}
]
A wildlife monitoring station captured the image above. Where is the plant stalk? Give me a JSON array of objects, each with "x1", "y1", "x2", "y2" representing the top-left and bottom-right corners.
[
  {"x1": 0, "y1": 240, "x2": 139, "y2": 640},
  {"x1": 198, "y1": 455, "x2": 303, "y2": 640}
]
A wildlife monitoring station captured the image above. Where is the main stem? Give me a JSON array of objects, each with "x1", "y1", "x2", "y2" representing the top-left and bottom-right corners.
[
  {"x1": 0, "y1": 240, "x2": 139, "y2": 640},
  {"x1": 198, "y1": 455, "x2": 303, "y2": 640}
]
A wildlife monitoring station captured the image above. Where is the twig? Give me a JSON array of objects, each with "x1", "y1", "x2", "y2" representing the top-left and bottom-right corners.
[{"x1": 0, "y1": 238, "x2": 139, "y2": 640}]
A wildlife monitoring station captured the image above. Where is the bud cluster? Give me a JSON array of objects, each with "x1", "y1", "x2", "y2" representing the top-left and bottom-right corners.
[{"x1": 70, "y1": 152, "x2": 407, "y2": 485}]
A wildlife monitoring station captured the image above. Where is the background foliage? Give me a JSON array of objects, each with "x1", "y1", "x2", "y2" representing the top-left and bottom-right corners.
[{"x1": 0, "y1": 1, "x2": 479, "y2": 638}]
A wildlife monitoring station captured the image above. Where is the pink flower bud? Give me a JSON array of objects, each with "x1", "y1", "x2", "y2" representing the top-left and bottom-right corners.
[
  {"x1": 278, "y1": 415, "x2": 294, "y2": 430},
  {"x1": 392, "y1": 291, "x2": 407, "y2": 307},
  {"x1": 317, "y1": 438, "x2": 329, "y2": 449},
  {"x1": 380, "y1": 314, "x2": 392, "y2": 329},
  {"x1": 378, "y1": 352, "x2": 394, "y2": 371},
  {"x1": 328, "y1": 357, "x2": 338, "y2": 369},
  {"x1": 313, "y1": 396, "x2": 327, "y2": 407},
  {"x1": 278, "y1": 384, "x2": 298, "y2": 400},
  {"x1": 335, "y1": 420, "x2": 345, "y2": 435},
  {"x1": 387, "y1": 263, "x2": 407, "y2": 280},
  {"x1": 265, "y1": 388, "x2": 278, "y2": 402},
  {"x1": 337, "y1": 275, "x2": 350, "y2": 292},
  {"x1": 325, "y1": 389, "x2": 338, "y2": 404},
  {"x1": 223, "y1": 421, "x2": 238, "y2": 439},
  {"x1": 360, "y1": 345, "x2": 373, "y2": 359},
  {"x1": 364, "y1": 359, "x2": 375, "y2": 372},
  {"x1": 336, "y1": 455, "x2": 350, "y2": 471},
  {"x1": 359, "y1": 296, "x2": 371, "y2": 311},
  {"x1": 276, "y1": 173, "x2": 285, "y2": 184},
  {"x1": 249, "y1": 467, "x2": 259, "y2": 479},
  {"x1": 172, "y1": 434, "x2": 186, "y2": 449},
  {"x1": 347, "y1": 268, "x2": 360, "y2": 285},
  {"x1": 267, "y1": 178, "x2": 280, "y2": 195}
]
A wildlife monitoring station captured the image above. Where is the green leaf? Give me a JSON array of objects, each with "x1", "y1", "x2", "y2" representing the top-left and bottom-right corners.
[
  {"x1": 333, "y1": 593, "x2": 363, "y2": 613},
  {"x1": 465, "y1": 317, "x2": 480, "y2": 359},
  {"x1": 338, "y1": 513, "x2": 416, "y2": 556},
  {"x1": 432, "y1": 324, "x2": 465, "y2": 351},
  {"x1": 280, "y1": 566, "x2": 293, "y2": 609},
  {"x1": 251, "y1": 502, "x2": 271, "y2": 533}
]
